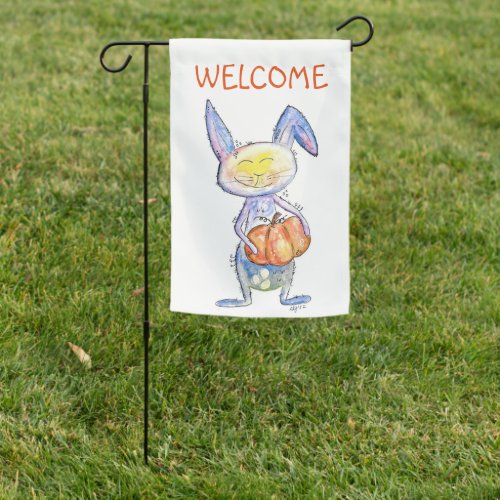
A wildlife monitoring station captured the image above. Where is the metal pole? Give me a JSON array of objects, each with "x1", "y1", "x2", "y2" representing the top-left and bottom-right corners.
[
  {"x1": 99, "y1": 40, "x2": 169, "y2": 466},
  {"x1": 142, "y1": 43, "x2": 150, "y2": 466}
]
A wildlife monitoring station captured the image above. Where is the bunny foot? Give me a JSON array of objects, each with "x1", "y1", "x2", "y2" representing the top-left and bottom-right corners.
[
  {"x1": 280, "y1": 294, "x2": 311, "y2": 306},
  {"x1": 216, "y1": 298, "x2": 251, "y2": 307}
]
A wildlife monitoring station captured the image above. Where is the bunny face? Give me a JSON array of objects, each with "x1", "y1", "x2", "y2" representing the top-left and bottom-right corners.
[
  {"x1": 218, "y1": 142, "x2": 296, "y2": 197},
  {"x1": 205, "y1": 100, "x2": 317, "y2": 198}
]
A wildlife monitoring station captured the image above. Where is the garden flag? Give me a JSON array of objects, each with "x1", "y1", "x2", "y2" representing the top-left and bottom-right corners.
[{"x1": 170, "y1": 39, "x2": 351, "y2": 317}]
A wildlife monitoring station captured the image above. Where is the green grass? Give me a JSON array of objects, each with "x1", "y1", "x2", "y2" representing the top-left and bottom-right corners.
[{"x1": 0, "y1": 0, "x2": 498, "y2": 497}]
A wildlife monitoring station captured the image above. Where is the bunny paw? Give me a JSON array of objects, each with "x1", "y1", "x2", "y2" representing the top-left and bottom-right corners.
[
  {"x1": 280, "y1": 295, "x2": 311, "y2": 306},
  {"x1": 216, "y1": 298, "x2": 251, "y2": 307}
]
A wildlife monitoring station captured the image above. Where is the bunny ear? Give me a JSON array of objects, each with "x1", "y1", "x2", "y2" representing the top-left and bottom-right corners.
[
  {"x1": 272, "y1": 106, "x2": 318, "y2": 156},
  {"x1": 205, "y1": 100, "x2": 235, "y2": 161}
]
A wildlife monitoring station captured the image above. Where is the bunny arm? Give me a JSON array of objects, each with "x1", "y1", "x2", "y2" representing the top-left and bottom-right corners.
[
  {"x1": 234, "y1": 203, "x2": 258, "y2": 254},
  {"x1": 273, "y1": 195, "x2": 310, "y2": 236}
]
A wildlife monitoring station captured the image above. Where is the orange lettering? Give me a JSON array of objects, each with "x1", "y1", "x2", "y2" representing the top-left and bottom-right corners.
[
  {"x1": 313, "y1": 64, "x2": 328, "y2": 89},
  {"x1": 222, "y1": 64, "x2": 237, "y2": 90},
  {"x1": 250, "y1": 65, "x2": 267, "y2": 89},
  {"x1": 195, "y1": 64, "x2": 328, "y2": 90},
  {"x1": 269, "y1": 66, "x2": 286, "y2": 88},
  {"x1": 289, "y1": 66, "x2": 309, "y2": 89},
  {"x1": 239, "y1": 64, "x2": 250, "y2": 89},
  {"x1": 195, "y1": 65, "x2": 220, "y2": 88}
]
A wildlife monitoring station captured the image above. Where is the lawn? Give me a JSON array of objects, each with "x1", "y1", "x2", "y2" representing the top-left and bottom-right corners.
[{"x1": 0, "y1": 0, "x2": 498, "y2": 497}]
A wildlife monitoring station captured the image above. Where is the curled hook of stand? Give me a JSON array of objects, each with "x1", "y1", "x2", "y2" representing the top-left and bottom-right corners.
[
  {"x1": 100, "y1": 41, "x2": 134, "y2": 73},
  {"x1": 336, "y1": 15, "x2": 374, "y2": 50},
  {"x1": 99, "y1": 41, "x2": 170, "y2": 73}
]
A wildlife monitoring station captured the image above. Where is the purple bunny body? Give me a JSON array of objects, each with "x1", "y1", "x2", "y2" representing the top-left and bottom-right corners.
[{"x1": 205, "y1": 100, "x2": 318, "y2": 307}]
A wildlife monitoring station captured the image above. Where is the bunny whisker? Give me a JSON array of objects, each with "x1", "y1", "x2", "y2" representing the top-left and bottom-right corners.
[
  {"x1": 234, "y1": 178, "x2": 257, "y2": 187},
  {"x1": 269, "y1": 168, "x2": 292, "y2": 175},
  {"x1": 267, "y1": 171, "x2": 292, "y2": 179},
  {"x1": 267, "y1": 174, "x2": 293, "y2": 180}
]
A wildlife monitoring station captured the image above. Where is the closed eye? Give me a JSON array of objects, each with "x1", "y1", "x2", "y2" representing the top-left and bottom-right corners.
[
  {"x1": 238, "y1": 159, "x2": 253, "y2": 165},
  {"x1": 259, "y1": 157, "x2": 274, "y2": 163}
]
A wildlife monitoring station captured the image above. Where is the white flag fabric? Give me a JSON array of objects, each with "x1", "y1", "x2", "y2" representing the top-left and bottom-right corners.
[{"x1": 170, "y1": 39, "x2": 351, "y2": 318}]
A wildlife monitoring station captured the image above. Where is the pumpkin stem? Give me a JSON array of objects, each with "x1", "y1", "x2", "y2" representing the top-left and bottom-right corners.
[{"x1": 271, "y1": 212, "x2": 282, "y2": 225}]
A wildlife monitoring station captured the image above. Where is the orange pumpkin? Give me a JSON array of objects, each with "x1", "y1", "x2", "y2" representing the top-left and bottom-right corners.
[{"x1": 245, "y1": 212, "x2": 311, "y2": 266}]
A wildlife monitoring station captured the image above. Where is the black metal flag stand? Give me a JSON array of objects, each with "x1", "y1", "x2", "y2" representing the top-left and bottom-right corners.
[{"x1": 99, "y1": 15, "x2": 373, "y2": 466}]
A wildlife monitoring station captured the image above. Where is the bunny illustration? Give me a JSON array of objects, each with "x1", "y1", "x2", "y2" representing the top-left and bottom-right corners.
[{"x1": 205, "y1": 100, "x2": 318, "y2": 307}]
